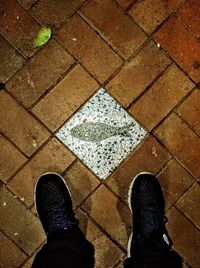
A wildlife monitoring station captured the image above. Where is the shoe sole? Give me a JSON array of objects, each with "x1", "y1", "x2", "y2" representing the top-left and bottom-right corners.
[
  {"x1": 127, "y1": 171, "x2": 153, "y2": 257},
  {"x1": 34, "y1": 172, "x2": 72, "y2": 218}
]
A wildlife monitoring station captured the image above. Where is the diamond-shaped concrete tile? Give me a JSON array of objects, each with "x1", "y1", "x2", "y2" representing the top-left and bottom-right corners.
[{"x1": 56, "y1": 88, "x2": 147, "y2": 179}]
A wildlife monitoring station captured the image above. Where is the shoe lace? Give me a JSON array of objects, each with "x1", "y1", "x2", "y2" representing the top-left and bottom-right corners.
[
  {"x1": 141, "y1": 207, "x2": 167, "y2": 238},
  {"x1": 47, "y1": 202, "x2": 76, "y2": 234}
]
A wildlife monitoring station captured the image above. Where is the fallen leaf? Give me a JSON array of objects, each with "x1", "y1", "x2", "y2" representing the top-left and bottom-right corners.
[{"x1": 34, "y1": 27, "x2": 52, "y2": 48}]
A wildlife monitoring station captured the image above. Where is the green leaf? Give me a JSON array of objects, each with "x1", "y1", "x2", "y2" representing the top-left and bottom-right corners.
[{"x1": 34, "y1": 27, "x2": 52, "y2": 47}]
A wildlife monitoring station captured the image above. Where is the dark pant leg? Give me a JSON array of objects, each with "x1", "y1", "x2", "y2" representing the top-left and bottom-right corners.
[
  {"x1": 123, "y1": 236, "x2": 183, "y2": 268},
  {"x1": 32, "y1": 228, "x2": 95, "y2": 268},
  {"x1": 124, "y1": 251, "x2": 182, "y2": 268}
]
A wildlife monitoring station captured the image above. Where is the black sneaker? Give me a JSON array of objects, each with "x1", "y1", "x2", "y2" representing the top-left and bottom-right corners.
[
  {"x1": 35, "y1": 172, "x2": 78, "y2": 237},
  {"x1": 127, "y1": 172, "x2": 172, "y2": 258}
]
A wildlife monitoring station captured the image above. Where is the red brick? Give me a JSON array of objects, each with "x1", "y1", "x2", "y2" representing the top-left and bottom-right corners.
[
  {"x1": 177, "y1": 88, "x2": 200, "y2": 135},
  {"x1": 176, "y1": 183, "x2": 200, "y2": 229},
  {"x1": 158, "y1": 159, "x2": 194, "y2": 210},
  {"x1": 82, "y1": 185, "x2": 132, "y2": 249},
  {"x1": 6, "y1": 40, "x2": 74, "y2": 108},
  {"x1": 32, "y1": 65, "x2": 99, "y2": 131},
  {"x1": 0, "y1": 34, "x2": 24, "y2": 83},
  {"x1": 106, "y1": 135, "x2": 171, "y2": 204},
  {"x1": 8, "y1": 138, "x2": 76, "y2": 207},
  {"x1": 0, "y1": 231, "x2": 27, "y2": 267},
  {"x1": 22, "y1": 255, "x2": 35, "y2": 268},
  {"x1": 78, "y1": 210, "x2": 124, "y2": 267},
  {"x1": 0, "y1": 92, "x2": 50, "y2": 157},
  {"x1": 167, "y1": 207, "x2": 200, "y2": 267},
  {"x1": 17, "y1": 0, "x2": 37, "y2": 9},
  {"x1": 116, "y1": 0, "x2": 136, "y2": 9},
  {"x1": 107, "y1": 41, "x2": 171, "y2": 107},
  {"x1": 30, "y1": 204, "x2": 37, "y2": 216},
  {"x1": 0, "y1": 0, "x2": 40, "y2": 56},
  {"x1": 0, "y1": 135, "x2": 27, "y2": 182},
  {"x1": 81, "y1": 0, "x2": 146, "y2": 58},
  {"x1": 178, "y1": 0, "x2": 200, "y2": 37},
  {"x1": 154, "y1": 16, "x2": 200, "y2": 82},
  {"x1": 57, "y1": 15, "x2": 123, "y2": 83},
  {"x1": 115, "y1": 260, "x2": 125, "y2": 268},
  {"x1": 183, "y1": 263, "x2": 190, "y2": 268},
  {"x1": 154, "y1": 113, "x2": 200, "y2": 178},
  {"x1": 129, "y1": 0, "x2": 184, "y2": 34},
  {"x1": 191, "y1": 0, "x2": 200, "y2": 6},
  {"x1": 64, "y1": 161, "x2": 100, "y2": 209},
  {"x1": 129, "y1": 64, "x2": 194, "y2": 130},
  {"x1": 0, "y1": 186, "x2": 46, "y2": 255},
  {"x1": 30, "y1": 0, "x2": 85, "y2": 29}
]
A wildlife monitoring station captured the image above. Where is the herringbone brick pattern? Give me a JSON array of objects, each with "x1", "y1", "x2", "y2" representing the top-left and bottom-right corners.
[{"x1": 0, "y1": 0, "x2": 199, "y2": 267}]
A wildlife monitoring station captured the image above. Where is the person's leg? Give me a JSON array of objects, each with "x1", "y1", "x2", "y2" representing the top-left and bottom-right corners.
[
  {"x1": 123, "y1": 172, "x2": 182, "y2": 268},
  {"x1": 32, "y1": 172, "x2": 94, "y2": 268}
]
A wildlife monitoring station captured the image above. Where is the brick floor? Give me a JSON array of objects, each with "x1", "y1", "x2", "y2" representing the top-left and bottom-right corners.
[
  {"x1": 129, "y1": 64, "x2": 194, "y2": 130},
  {"x1": 78, "y1": 209, "x2": 124, "y2": 267},
  {"x1": 6, "y1": 40, "x2": 74, "y2": 108},
  {"x1": 0, "y1": 0, "x2": 199, "y2": 267},
  {"x1": 57, "y1": 14, "x2": 123, "y2": 83},
  {"x1": 129, "y1": 0, "x2": 184, "y2": 34},
  {"x1": 0, "y1": 186, "x2": 46, "y2": 255},
  {"x1": 116, "y1": 0, "x2": 136, "y2": 9},
  {"x1": 157, "y1": 158, "x2": 194, "y2": 210},
  {"x1": 32, "y1": 64, "x2": 99, "y2": 131},
  {"x1": 17, "y1": 0, "x2": 37, "y2": 10},
  {"x1": 107, "y1": 135, "x2": 171, "y2": 204},
  {"x1": 0, "y1": 135, "x2": 27, "y2": 182},
  {"x1": 82, "y1": 184, "x2": 132, "y2": 249},
  {"x1": 0, "y1": 92, "x2": 50, "y2": 156},
  {"x1": 0, "y1": 34, "x2": 24, "y2": 83},
  {"x1": 178, "y1": 0, "x2": 200, "y2": 38},
  {"x1": 176, "y1": 182, "x2": 200, "y2": 229},
  {"x1": 0, "y1": 0, "x2": 40, "y2": 56},
  {"x1": 30, "y1": 0, "x2": 85, "y2": 29},
  {"x1": 22, "y1": 255, "x2": 35, "y2": 268},
  {"x1": 8, "y1": 138, "x2": 75, "y2": 207},
  {"x1": 0, "y1": 230, "x2": 27, "y2": 267},
  {"x1": 167, "y1": 207, "x2": 200, "y2": 267},
  {"x1": 107, "y1": 40, "x2": 171, "y2": 107},
  {"x1": 177, "y1": 88, "x2": 200, "y2": 135},
  {"x1": 63, "y1": 160, "x2": 100, "y2": 209},
  {"x1": 154, "y1": 16, "x2": 200, "y2": 83},
  {"x1": 154, "y1": 113, "x2": 200, "y2": 178},
  {"x1": 80, "y1": 0, "x2": 147, "y2": 58}
]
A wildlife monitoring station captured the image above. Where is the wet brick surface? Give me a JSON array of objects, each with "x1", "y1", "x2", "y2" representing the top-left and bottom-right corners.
[{"x1": 0, "y1": 0, "x2": 199, "y2": 267}]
